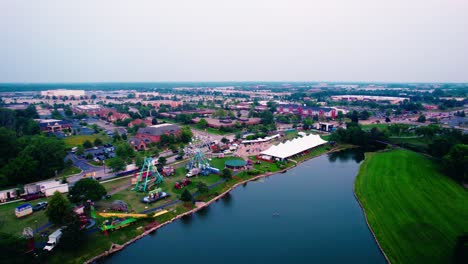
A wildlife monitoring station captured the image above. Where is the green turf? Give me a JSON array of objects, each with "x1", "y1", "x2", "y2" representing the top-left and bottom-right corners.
[
  {"x1": 0, "y1": 198, "x2": 50, "y2": 236},
  {"x1": 361, "y1": 123, "x2": 390, "y2": 131},
  {"x1": 355, "y1": 149, "x2": 468, "y2": 264},
  {"x1": 63, "y1": 134, "x2": 111, "y2": 148},
  {"x1": 57, "y1": 166, "x2": 82, "y2": 178}
]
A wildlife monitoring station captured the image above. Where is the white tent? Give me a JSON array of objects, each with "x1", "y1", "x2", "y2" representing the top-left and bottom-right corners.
[
  {"x1": 242, "y1": 134, "x2": 280, "y2": 144},
  {"x1": 260, "y1": 134, "x2": 327, "y2": 159}
]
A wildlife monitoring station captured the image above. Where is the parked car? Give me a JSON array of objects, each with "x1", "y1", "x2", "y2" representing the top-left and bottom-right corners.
[{"x1": 32, "y1": 202, "x2": 48, "y2": 212}]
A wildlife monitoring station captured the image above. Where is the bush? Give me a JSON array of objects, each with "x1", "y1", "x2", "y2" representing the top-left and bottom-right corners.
[
  {"x1": 83, "y1": 140, "x2": 93, "y2": 148},
  {"x1": 180, "y1": 189, "x2": 192, "y2": 202}
]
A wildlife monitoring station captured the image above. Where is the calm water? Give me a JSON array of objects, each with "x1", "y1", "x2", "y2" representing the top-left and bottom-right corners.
[{"x1": 103, "y1": 149, "x2": 385, "y2": 264}]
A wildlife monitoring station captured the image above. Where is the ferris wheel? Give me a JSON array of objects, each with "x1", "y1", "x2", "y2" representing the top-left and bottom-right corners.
[{"x1": 185, "y1": 136, "x2": 212, "y2": 171}]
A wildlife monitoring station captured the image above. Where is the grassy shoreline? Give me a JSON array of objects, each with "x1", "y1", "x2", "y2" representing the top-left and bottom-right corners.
[{"x1": 354, "y1": 149, "x2": 468, "y2": 263}]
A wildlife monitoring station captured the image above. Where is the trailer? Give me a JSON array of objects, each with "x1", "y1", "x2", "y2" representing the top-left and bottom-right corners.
[
  {"x1": 42, "y1": 183, "x2": 69, "y2": 197},
  {"x1": 0, "y1": 188, "x2": 20, "y2": 203},
  {"x1": 15, "y1": 204, "x2": 33, "y2": 218}
]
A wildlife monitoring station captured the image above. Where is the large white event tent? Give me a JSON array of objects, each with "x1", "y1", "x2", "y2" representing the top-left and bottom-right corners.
[{"x1": 259, "y1": 134, "x2": 327, "y2": 160}]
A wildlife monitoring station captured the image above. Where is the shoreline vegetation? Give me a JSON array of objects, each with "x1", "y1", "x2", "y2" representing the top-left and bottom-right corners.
[
  {"x1": 354, "y1": 149, "x2": 468, "y2": 264},
  {"x1": 84, "y1": 145, "x2": 352, "y2": 263}
]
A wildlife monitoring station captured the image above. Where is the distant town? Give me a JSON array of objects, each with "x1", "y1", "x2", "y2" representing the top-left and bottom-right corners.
[{"x1": 0, "y1": 82, "x2": 466, "y2": 263}]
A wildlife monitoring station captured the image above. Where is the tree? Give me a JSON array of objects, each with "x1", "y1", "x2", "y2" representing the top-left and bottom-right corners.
[
  {"x1": 85, "y1": 153, "x2": 93, "y2": 160},
  {"x1": 197, "y1": 118, "x2": 208, "y2": 129},
  {"x1": 116, "y1": 142, "x2": 135, "y2": 160},
  {"x1": 94, "y1": 138, "x2": 103, "y2": 146},
  {"x1": 0, "y1": 232, "x2": 29, "y2": 263},
  {"x1": 135, "y1": 154, "x2": 144, "y2": 168},
  {"x1": 180, "y1": 189, "x2": 192, "y2": 202},
  {"x1": 69, "y1": 178, "x2": 107, "y2": 203},
  {"x1": 359, "y1": 110, "x2": 370, "y2": 120},
  {"x1": 19, "y1": 136, "x2": 66, "y2": 182},
  {"x1": 260, "y1": 110, "x2": 274, "y2": 125},
  {"x1": 303, "y1": 117, "x2": 314, "y2": 130},
  {"x1": 222, "y1": 168, "x2": 232, "y2": 180},
  {"x1": 83, "y1": 140, "x2": 93, "y2": 149},
  {"x1": 197, "y1": 182, "x2": 209, "y2": 194},
  {"x1": 221, "y1": 137, "x2": 229, "y2": 144},
  {"x1": 46, "y1": 191, "x2": 71, "y2": 225},
  {"x1": 337, "y1": 111, "x2": 344, "y2": 121},
  {"x1": 213, "y1": 109, "x2": 227, "y2": 119},
  {"x1": 443, "y1": 144, "x2": 468, "y2": 182},
  {"x1": 112, "y1": 130, "x2": 121, "y2": 142},
  {"x1": 180, "y1": 126, "x2": 193, "y2": 143},
  {"x1": 385, "y1": 117, "x2": 391, "y2": 123},
  {"x1": 235, "y1": 132, "x2": 242, "y2": 140},
  {"x1": 60, "y1": 212, "x2": 87, "y2": 251},
  {"x1": 152, "y1": 117, "x2": 158, "y2": 125},
  {"x1": 158, "y1": 156, "x2": 167, "y2": 167},
  {"x1": 76, "y1": 145, "x2": 85, "y2": 156},
  {"x1": 107, "y1": 157, "x2": 126, "y2": 172},
  {"x1": 350, "y1": 111, "x2": 359, "y2": 123},
  {"x1": 417, "y1": 115, "x2": 426, "y2": 123}
]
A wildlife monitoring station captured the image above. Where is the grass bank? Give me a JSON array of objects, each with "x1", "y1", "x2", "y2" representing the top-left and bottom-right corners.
[{"x1": 355, "y1": 149, "x2": 468, "y2": 263}]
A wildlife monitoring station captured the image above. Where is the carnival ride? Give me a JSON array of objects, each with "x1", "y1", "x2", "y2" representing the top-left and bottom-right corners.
[
  {"x1": 133, "y1": 157, "x2": 163, "y2": 192},
  {"x1": 141, "y1": 188, "x2": 170, "y2": 204},
  {"x1": 185, "y1": 137, "x2": 219, "y2": 177}
]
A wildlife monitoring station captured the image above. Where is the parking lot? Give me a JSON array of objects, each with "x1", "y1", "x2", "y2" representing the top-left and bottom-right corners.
[{"x1": 77, "y1": 144, "x2": 116, "y2": 162}]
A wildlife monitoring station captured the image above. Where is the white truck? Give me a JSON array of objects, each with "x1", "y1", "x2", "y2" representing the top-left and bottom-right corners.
[{"x1": 43, "y1": 228, "x2": 62, "y2": 251}]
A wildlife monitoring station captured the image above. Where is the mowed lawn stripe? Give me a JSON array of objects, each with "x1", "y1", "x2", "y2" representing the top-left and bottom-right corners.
[{"x1": 355, "y1": 149, "x2": 468, "y2": 264}]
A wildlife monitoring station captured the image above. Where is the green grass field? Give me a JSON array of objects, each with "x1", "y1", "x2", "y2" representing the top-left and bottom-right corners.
[
  {"x1": 361, "y1": 123, "x2": 390, "y2": 131},
  {"x1": 63, "y1": 134, "x2": 111, "y2": 148},
  {"x1": 355, "y1": 149, "x2": 468, "y2": 263},
  {"x1": 57, "y1": 166, "x2": 82, "y2": 178},
  {"x1": 0, "y1": 198, "x2": 50, "y2": 236}
]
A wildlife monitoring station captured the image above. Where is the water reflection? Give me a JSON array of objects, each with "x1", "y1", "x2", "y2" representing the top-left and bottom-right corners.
[
  {"x1": 180, "y1": 214, "x2": 193, "y2": 225},
  {"x1": 196, "y1": 206, "x2": 210, "y2": 219},
  {"x1": 222, "y1": 193, "x2": 232, "y2": 207},
  {"x1": 328, "y1": 148, "x2": 365, "y2": 163}
]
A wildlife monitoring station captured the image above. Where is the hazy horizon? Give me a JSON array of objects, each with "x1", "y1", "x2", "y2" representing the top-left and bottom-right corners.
[{"x1": 1, "y1": 0, "x2": 467, "y2": 83}]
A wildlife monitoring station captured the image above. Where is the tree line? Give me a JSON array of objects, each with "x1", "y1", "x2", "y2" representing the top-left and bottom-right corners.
[{"x1": 0, "y1": 107, "x2": 66, "y2": 187}]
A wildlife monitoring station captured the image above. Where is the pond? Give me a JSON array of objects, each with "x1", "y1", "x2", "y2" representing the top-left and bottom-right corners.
[{"x1": 102, "y1": 149, "x2": 385, "y2": 264}]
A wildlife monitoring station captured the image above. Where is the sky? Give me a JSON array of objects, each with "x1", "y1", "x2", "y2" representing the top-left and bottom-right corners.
[{"x1": 0, "y1": 0, "x2": 467, "y2": 83}]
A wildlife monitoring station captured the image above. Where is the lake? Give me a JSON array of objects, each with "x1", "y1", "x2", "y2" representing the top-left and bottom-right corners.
[{"x1": 102, "y1": 149, "x2": 385, "y2": 264}]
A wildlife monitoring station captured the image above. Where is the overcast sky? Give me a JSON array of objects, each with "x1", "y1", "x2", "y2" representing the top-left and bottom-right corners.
[{"x1": 1, "y1": 0, "x2": 467, "y2": 83}]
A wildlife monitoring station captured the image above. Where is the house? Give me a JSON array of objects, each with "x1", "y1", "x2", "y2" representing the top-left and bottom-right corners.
[
  {"x1": 101, "y1": 110, "x2": 131, "y2": 122},
  {"x1": 134, "y1": 123, "x2": 181, "y2": 144},
  {"x1": 128, "y1": 137, "x2": 149, "y2": 150}
]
